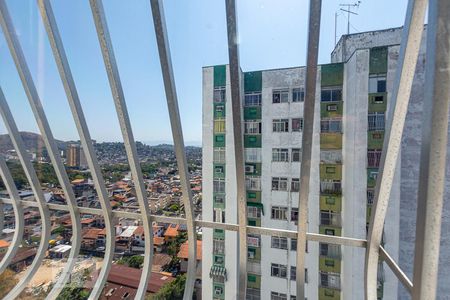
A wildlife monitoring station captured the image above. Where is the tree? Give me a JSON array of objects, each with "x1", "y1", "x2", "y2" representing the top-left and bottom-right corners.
[
  {"x1": 56, "y1": 283, "x2": 89, "y2": 300},
  {"x1": 127, "y1": 255, "x2": 144, "y2": 269},
  {"x1": 149, "y1": 274, "x2": 186, "y2": 300}
]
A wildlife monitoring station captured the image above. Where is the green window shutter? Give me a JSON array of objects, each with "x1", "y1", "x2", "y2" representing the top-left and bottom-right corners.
[
  {"x1": 244, "y1": 71, "x2": 262, "y2": 92},
  {"x1": 370, "y1": 47, "x2": 388, "y2": 74},
  {"x1": 214, "y1": 65, "x2": 226, "y2": 87}
]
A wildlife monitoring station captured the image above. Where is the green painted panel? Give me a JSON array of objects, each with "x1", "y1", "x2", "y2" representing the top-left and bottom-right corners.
[
  {"x1": 370, "y1": 47, "x2": 388, "y2": 74},
  {"x1": 213, "y1": 282, "x2": 225, "y2": 299},
  {"x1": 247, "y1": 191, "x2": 262, "y2": 202},
  {"x1": 214, "y1": 103, "x2": 226, "y2": 118},
  {"x1": 247, "y1": 218, "x2": 261, "y2": 227},
  {"x1": 247, "y1": 274, "x2": 261, "y2": 289},
  {"x1": 321, "y1": 63, "x2": 344, "y2": 87},
  {"x1": 248, "y1": 246, "x2": 261, "y2": 261},
  {"x1": 368, "y1": 131, "x2": 384, "y2": 149},
  {"x1": 320, "y1": 196, "x2": 342, "y2": 212},
  {"x1": 213, "y1": 229, "x2": 225, "y2": 239},
  {"x1": 244, "y1": 71, "x2": 262, "y2": 92},
  {"x1": 367, "y1": 167, "x2": 379, "y2": 188},
  {"x1": 213, "y1": 163, "x2": 226, "y2": 178},
  {"x1": 214, "y1": 65, "x2": 226, "y2": 87},
  {"x1": 319, "y1": 256, "x2": 341, "y2": 273},
  {"x1": 244, "y1": 107, "x2": 262, "y2": 120},
  {"x1": 319, "y1": 287, "x2": 341, "y2": 300},
  {"x1": 245, "y1": 163, "x2": 262, "y2": 176},
  {"x1": 244, "y1": 135, "x2": 262, "y2": 148},
  {"x1": 367, "y1": 205, "x2": 372, "y2": 221},
  {"x1": 320, "y1": 164, "x2": 342, "y2": 180},
  {"x1": 319, "y1": 225, "x2": 342, "y2": 236},
  {"x1": 321, "y1": 101, "x2": 343, "y2": 117},
  {"x1": 368, "y1": 93, "x2": 387, "y2": 112},
  {"x1": 320, "y1": 133, "x2": 343, "y2": 149},
  {"x1": 214, "y1": 134, "x2": 226, "y2": 147}
]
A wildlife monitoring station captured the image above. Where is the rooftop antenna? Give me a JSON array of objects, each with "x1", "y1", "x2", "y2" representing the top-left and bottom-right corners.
[{"x1": 340, "y1": 1, "x2": 361, "y2": 35}]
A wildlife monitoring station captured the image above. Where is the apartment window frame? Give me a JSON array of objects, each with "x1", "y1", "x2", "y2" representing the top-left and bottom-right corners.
[
  {"x1": 292, "y1": 87, "x2": 305, "y2": 102},
  {"x1": 291, "y1": 118, "x2": 304, "y2": 132},
  {"x1": 248, "y1": 206, "x2": 262, "y2": 219},
  {"x1": 271, "y1": 206, "x2": 288, "y2": 220},
  {"x1": 367, "y1": 149, "x2": 383, "y2": 168},
  {"x1": 368, "y1": 112, "x2": 385, "y2": 131},
  {"x1": 272, "y1": 148, "x2": 289, "y2": 162},
  {"x1": 291, "y1": 178, "x2": 300, "y2": 192},
  {"x1": 213, "y1": 179, "x2": 225, "y2": 193},
  {"x1": 273, "y1": 119, "x2": 289, "y2": 132},
  {"x1": 369, "y1": 74, "x2": 387, "y2": 93},
  {"x1": 213, "y1": 238, "x2": 225, "y2": 255},
  {"x1": 246, "y1": 176, "x2": 261, "y2": 191},
  {"x1": 213, "y1": 208, "x2": 226, "y2": 223},
  {"x1": 291, "y1": 208, "x2": 299, "y2": 223},
  {"x1": 321, "y1": 87, "x2": 342, "y2": 102},
  {"x1": 214, "y1": 119, "x2": 226, "y2": 133},
  {"x1": 213, "y1": 148, "x2": 226, "y2": 163},
  {"x1": 292, "y1": 148, "x2": 301, "y2": 162},
  {"x1": 213, "y1": 87, "x2": 226, "y2": 103},
  {"x1": 272, "y1": 177, "x2": 288, "y2": 191},
  {"x1": 244, "y1": 121, "x2": 262, "y2": 135},
  {"x1": 244, "y1": 92, "x2": 262, "y2": 107},
  {"x1": 271, "y1": 236, "x2": 288, "y2": 250},
  {"x1": 273, "y1": 89, "x2": 289, "y2": 103},
  {"x1": 271, "y1": 263, "x2": 288, "y2": 279},
  {"x1": 245, "y1": 148, "x2": 262, "y2": 163},
  {"x1": 321, "y1": 117, "x2": 342, "y2": 133},
  {"x1": 320, "y1": 271, "x2": 341, "y2": 289}
]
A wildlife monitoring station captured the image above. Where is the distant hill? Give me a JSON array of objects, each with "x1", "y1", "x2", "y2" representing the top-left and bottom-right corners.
[{"x1": 0, "y1": 132, "x2": 66, "y2": 155}]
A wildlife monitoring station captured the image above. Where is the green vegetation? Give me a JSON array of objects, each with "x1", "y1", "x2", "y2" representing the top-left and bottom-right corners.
[
  {"x1": 51, "y1": 225, "x2": 66, "y2": 236},
  {"x1": 56, "y1": 283, "x2": 89, "y2": 300},
  {"x1": 149, "y1": 274, "x2": 186, "y2": 300},
  {"x1": 116, "y1": 255, "x2": 145, "y2": 269}
]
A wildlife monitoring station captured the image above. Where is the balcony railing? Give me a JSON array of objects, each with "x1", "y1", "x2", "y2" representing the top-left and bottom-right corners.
[{"x1": 0, "y1": 0, "x2": 448, "y2": 300}]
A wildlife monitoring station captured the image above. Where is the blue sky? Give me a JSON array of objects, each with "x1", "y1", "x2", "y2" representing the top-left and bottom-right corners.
[{"x1": 0, "y1": 0, "x2": 408, "y2": 145}]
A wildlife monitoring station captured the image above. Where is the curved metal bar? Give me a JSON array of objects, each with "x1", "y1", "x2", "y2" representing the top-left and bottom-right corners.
[
  {"x1": 0, "y1": 87, "x2": 51, "y2": 299},
  {"x1": 149, "y1": 1, "x2": 197, "y2": 298},
  {"x1": 412, "y1": 1, "x2": 450, "y2": 299},
  {"x1": 224, "y1": 0, "x2": 248, "y2": 298},
  {"x1": 35, "y1": 1, "x2": 116, "y2": 299},
  {"x1": 364, "y1": 0, "x2": 426, "y2": 298},
  {"x1": 0, "y1": 155, "x2": 24, "y2": 274},
  {"x1": 0, "y1": 2, "x2": 83, "y2": 298},
  {"x1": 89, "y1": 1, "x2": 154, "y2": 299},
  {"x1": 296, "y1": 1, "x2": 321, "y2": 299}
]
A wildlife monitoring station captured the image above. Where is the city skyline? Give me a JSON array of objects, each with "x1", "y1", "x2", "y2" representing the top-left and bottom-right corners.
[{"x1": 0, "y1": 0, "x2": 407, "y2": 144}]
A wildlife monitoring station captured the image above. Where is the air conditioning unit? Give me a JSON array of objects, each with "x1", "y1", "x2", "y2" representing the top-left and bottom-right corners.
[
  {"x1": 245, "y1": 165, "x2": 255, "y2": 173},
  {"x1": 214, "y1": 287, "x2": 223, "y2": 295}
]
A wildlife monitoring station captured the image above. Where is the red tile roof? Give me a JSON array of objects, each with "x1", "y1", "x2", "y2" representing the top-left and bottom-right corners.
[{"x1": 177, "y1": 240, "x2": 202, "y2": 260}]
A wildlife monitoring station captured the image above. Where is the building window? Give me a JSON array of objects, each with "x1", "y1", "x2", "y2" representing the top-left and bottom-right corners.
[
  {"x1": 214, "y1": 87, "x2": 226, "y2": 103},
  {"x1": 246, "y1": 288, "x2": 261, "y2": 300},
  {"x1": 273, "y1": 119, "x2": 289, "y2": 132},
  {"x1": 291, "y1": 118, "x2": 304, "y2": 132},
  {"x1": 214, "y1": 194, "x2": 225, "y2": 204},
  {"x1": 290, "y1": 266, "x2": 296, "y2": 281},
  {"x1": 320, "y1": 272, "x2": 341, "y2": 289},
  {"x1": 246, "y1": 177, "x2": 261, "y2": 191},
  {"x1": 367, "y1": 189, "x2": 375, "y2": 205},
  {"x1": 214, "y1": 165, "x2": 224, "y2": 174},
  {"x1": 247, "y1": 235, "x2": 261, "y2": 248},
  {"x1": 213, "y1": 179, "x2": 225, "y2": 193},
  {"x1": 245, "y1": 121, "x2": 262, "y2": 134},
  {"x1": 321, "y1": 88, "x2": 342, "y2": 102},
  {"x1": 320, "y1": 243, "x2": 341, "y2": 258},
  {"x1": 368, "y1": 112, "x2": 385, "y2": 131},
  {"x1": 213, "y1": 239, "x2": 225, "y2": 255},
  {"x1": 272, "y1": 148, "x2": 289, "y2": 162},
  {"x1": 291, "y1": 208, "x2": 299, "y2": 222},
  {"x1": 369, "y1": 170, "x2": 379, "y2": 181},
  {"x1": 367, "y1": 149, "x2": 382, "y2": 167},
  {"x1": 271, "y1": 292, "x2": 287, "y2": 300},
  {"x1": 271, "y1": 236, "x2": 288, "y2": 249},
  {"x1": 369, "y1": 75, "x2": 387, "y2": 93},
  {"x1": 244, "y1": 92, "x2": 262, "y2": 106},
  {"x1": 213, "y1": 209, "x2": 225, "y2": 223},
  {"x1": 214, "y1": 119, "x2": 226, "y2": 133},
  {"x1": 272, "y1": 177, "x2": 288, "y2": 191},
  {"x1": 273, "y1": 89, "x2": 289, "y2": 103},
  {"x1": 320, "y1": 211, "x2": 341, "y2": 227},
  {"x1": 214, "y1": 148, "x2": 226, "y2": 163},
  {"x1": 292, "y1": 88, "x2": 305, "y2": 102},
  {"x1": 320, "y1": 180, "x2": 342, "y2": 194},
  {"x1": 291, "y1": 178, "x2": 300, "y2": 192},
  {"x1": 271, "y1": 264, "x2": 287, "y2": 279},
  {"x1": 321, "y1": 118, "x2": 342, "y2": 133},
  {"x1": 248, "y1": 206, "x2": 262, "y2": 218},
  {"x1": 291, "y1": 238, "x2": 297, "y2": 251},
  {"x1": 292, "y1": 148, "x2": 301, "y2": 162},
  {"x1": 271, "y1": 206, "x2": 288, "y2": 220},
  {"x1": 245, "y1": 148, "x2": 262, "y2": 162}
]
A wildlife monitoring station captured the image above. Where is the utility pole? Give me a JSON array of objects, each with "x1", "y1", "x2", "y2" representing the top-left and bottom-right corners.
[
  {"x1": 340, "y1": 1, "x2": 361, "y2": 35},
  {"x1": 335, "y1": 12, "x2": 338, "y2": 46}
]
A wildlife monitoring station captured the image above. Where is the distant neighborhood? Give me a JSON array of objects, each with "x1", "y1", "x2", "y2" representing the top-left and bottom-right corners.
[{"x1": 0, "y1": 132, "x2": 202, "y2": 299}]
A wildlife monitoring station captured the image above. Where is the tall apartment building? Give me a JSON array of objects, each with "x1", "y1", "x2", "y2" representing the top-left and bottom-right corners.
[
  {"x1": 66, "y1": 143, "x2": 88, "y2": 169},
  {"x1": 202, "y1": 27, "x2": 449, "y2": 300}
]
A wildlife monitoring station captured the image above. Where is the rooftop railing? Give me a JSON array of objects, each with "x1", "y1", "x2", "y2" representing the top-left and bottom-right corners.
[{"x1": 0, "y1": 0, "x2": 448, "y2": 299}]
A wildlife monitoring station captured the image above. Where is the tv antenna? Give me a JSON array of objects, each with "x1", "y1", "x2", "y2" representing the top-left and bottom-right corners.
[{"x1": 339, "y1": 1, "x2": 361, "y2": 35}]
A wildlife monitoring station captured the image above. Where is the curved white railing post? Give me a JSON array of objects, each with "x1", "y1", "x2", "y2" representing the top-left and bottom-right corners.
[
  {"x1": 224, "y1": 0, "x2": 248, "y2": 298},
  {"x1": 0, "y1": 86, "x2": 51, "y2": 299},
  {"x1": 89, "y1": 1, "x2": 154, "y2": 299},
  {"x1": 364, "y1": 0, "x2": 427, "y2": 298},
  {"x1": 0, "y1": 155, "x2": 24, "y2": 274},
  {"x1": 412, "y1": 1, "x2": 450, "y2": 299},
  {"x1": 296, "y1": 1, "x2": 321, "y2": 299},
  {"x1": 149, "y1": 0, "x2": 197, "y2": 298},
  {"x1": 0, "y1": 1, "x2": 84, "y2": 297},
  {"x1": 35, "y1": 0, "x2": 117, "y2": 299}
]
